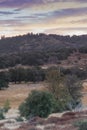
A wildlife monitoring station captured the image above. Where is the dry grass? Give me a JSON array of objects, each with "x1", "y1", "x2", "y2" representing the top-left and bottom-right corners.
[
  {"x1": 0, "y1": 82, "x2": 45, "y2": 108},
  {"x1": 0, "y1": 81, "x2": 87, "y2": 109},
  {"x1": 82, "y1": 81, "x2": 87, "y2": 105}
]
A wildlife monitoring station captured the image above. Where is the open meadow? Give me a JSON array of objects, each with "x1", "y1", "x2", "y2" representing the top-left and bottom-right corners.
[
  {"x1": 0, "y1": 81, "x2": 87, "y2": 109},
  {"x1": 0, "y1": 82, "x2": 45, "y2": 108}
]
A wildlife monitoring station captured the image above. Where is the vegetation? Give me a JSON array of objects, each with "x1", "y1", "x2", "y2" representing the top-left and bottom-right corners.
[
  {"x1": 3, "y1": 100, "x2": 10, "y2": 113},
  {"x1": 15, "y1": 116, "x2": 24, "y2": 122},
  {"x1": 0, "y1": 72, "x2": 9, "y2": 90},
  {"x1": 9, "y1": 67, "x2": 45, "y2": 83},
  {"x1": 0, "y1": 33, "x2": 86, "y2": 123},
  {"x1": 0, "y1": 109, "x2": 5, "y2": 120},
  {"x1": 79, "y1": 121, "x2": 87, "y2": 130},
  {"x1": 46, "y1": 68, "x2": 70, "y2": 111},
  {"x1": 19, "y1": 90, "x2": 56, "y2": 118},
  {"x1": 18, "y1": 67, "x2": 82, "y2": 118},
  {"x1": 0, "y1": 66, "x2": 87, "y2": 86},
  {"x1": 65, "y1": 75, "x2": 82, "y2": 108},
  {"x1": 74, "y1": 120, "x2": 87, "y2": 130},
  {"x1": 0, "y1": 33, "x2": 87, "y2": 68},
  {"x1": 46, "y1": 68, "x2": 82, "y2": 111}
]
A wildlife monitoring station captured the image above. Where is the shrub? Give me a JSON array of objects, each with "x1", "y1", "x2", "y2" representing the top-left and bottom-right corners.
[
  {"x1": 15, "y1": 116, "x2": 24, "y2": 122},
  {"x1": 0, "y1": 79, "x2": 9, "y2": 90},
  {"x1": 19, "y1": 90, "x2": 56, "y2": 118},
  {"x1": 3, "y1": 100, "x2": 10, "y2": 113},
  {"x1": 73, "y1": 120, "x2": 87, "y2": 130},
  {"x1": 0, "y1": 109, "x2": 5, "y2": 120},
  {"x1": 79, "y1": 121, "x2": 87, "y2": 130}
]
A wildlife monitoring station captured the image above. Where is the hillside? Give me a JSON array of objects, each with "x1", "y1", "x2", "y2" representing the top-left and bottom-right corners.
[
  {"x1": 0, "y1": 33, "x2": 87, "y2": 68},
  {"x1": 0, "y1": 33, "x2": 87, "y2": 130},
  {"x1": 0, "y1": 34, "x2": 87, "y2": 54}
]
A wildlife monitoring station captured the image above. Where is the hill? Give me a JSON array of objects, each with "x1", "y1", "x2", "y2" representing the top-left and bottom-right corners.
[{"x1": 0, "y1": 33, "x2": 87, "y2": 68}]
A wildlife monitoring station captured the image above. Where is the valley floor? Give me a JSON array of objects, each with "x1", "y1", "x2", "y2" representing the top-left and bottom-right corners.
[
  {"x1": 0, "y1": 82, "x2": 87, "y2": 130},
  {"x1": 0, "y1": 82, "x2": 45, "y2": 108}
]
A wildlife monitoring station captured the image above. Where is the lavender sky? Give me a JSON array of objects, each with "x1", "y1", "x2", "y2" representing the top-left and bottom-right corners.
[{"x1": 0, "y1": 0, "x2": 87, "y2": 37}]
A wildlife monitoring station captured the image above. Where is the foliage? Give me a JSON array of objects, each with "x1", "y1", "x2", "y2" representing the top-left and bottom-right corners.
[
  {"x1": 74, "y1": 120, "x2": 85, "y2": 127},
  {"x1": 0, "y1": 72, "x2": 9, "y2": 90},
  {"x1": 19, "y1": 90, "x2": 56, "y2": 118},
  {"x1": 46, "y1": 68, "x2": 71, "y2": 111},
  {"x1": 79, "y1": 121, "x2": 87, "y2": 130},
  {"x1": 3, "y1": 100, "x2": 10, "y2": 113},
  {"x1": 9, "y1": 67, "x2": 45, "y2": 83},
  {"x1": 65, "y1": 75, "x2": 83, "y2": 108},
  {"x1": 9, "y1": 67, "x2": 25, "y2": 83},
  {"x1": 15, "y1": 116, "x2": 24, "y2": 122},
  {"x1": 0, "y1": 80, "x2": 8, "y2": 90},
  {"x1": 62, "y1": 67, "x2": 87, "y2": 80},
  {"x1": 0, "y1": 33, "x2": 87, "y2": 68},
  {"x1": 46, "y1": 68, "x2": 83, "y2": 111},
  {"x1": 0, "y1": 109, "x2": 5, "y2": 120},
  {"x1": 74, "y1": 120, "x2": 87, "y2": 130}
]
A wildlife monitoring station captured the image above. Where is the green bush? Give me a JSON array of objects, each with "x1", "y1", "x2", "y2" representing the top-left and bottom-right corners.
[
  {"x1": 73, "y1": 120, "x2": 87, "y2": 130},
  {"x1": 79, "y1": 121, "x2": 87, "y2": 130},
  {"x1": 15, "y1": 116, "x2": 24, "y2": 122},
  {"x1": 0, "y1": 109, "x2": 5, "y2": 120},
  {"x1": 19, "y1": 90, "x2": 56, "y2": 118},
  {"x1": 74, "y1": 120, "x2": 83, "y2": 127}
]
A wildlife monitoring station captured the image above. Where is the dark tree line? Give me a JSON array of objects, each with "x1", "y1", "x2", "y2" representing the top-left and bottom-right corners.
[
  {"x1": 8, "y1": 67, "x2": 45, "y2": 83},
  {"x1": 0, "y1": 67, "x2": 45, "y2": 89},
  {"x1": 0, "y1": 66, "x2": 87, "y2": 90}
]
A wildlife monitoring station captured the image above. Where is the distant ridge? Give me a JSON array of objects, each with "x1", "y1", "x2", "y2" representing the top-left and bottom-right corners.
[{"x1": 0, "y1": 33, "x2": 87, "y2": 68}]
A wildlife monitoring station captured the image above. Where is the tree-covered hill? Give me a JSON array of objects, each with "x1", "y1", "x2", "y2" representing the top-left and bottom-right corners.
[{"x1": 0, "y1": 33, "x2": 87, "y2": 68}]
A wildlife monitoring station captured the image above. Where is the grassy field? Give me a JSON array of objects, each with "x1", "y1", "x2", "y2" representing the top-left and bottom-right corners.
[
  {"x1": 0, "y1": 81, "x2": 87, "y2": 109},
  {"x1": 82, "y1": 81, "x2": 87, "y2": 105},
  {"x1": 0, "y1": 82, "x2": 45, "y2": 108}
]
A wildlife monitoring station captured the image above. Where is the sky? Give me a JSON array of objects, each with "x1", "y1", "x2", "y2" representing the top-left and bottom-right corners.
[{"x1": 0, "y1": 0, "x2": 87, "y2": 37}]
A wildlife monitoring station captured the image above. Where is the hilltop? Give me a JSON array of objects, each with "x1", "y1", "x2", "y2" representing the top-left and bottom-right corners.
[{"x1": 0, "y1": 33, "x2": 87, "y2": 68}]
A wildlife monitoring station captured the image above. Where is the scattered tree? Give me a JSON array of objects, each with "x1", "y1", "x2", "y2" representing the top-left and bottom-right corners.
[
  {"x1": 65, "y1": 75, "x2": 83, "y2": 107},
  {"x1": 46, "y1": 68, "x2": 71, "y2": 111}
]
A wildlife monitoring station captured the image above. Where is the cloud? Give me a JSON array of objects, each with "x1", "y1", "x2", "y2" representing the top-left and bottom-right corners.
[
  {"x1": 0, "y1": 0, "x2": 43, "y2": 8},
  {"x1": 0, "y1": 0, "x2": 87, "y2": 37},
  {"x1": 51, "y1": 7, "x2": 87, "y2": 18},
  {"x1": 44, "y1": 27, "x2": 87, "y2": 36},
  {"x1": 71, "y1": 19, "x2": 87, "y2": 24},
  {"x1": 0, "y1": 0, "x2": 86, "y2": 8},
  {"x1": 0, "y1": 11, "x2": 18, "y2": 15},
  {"x1": 0, "y1": 19, "x2": 23, "y2": 27}
]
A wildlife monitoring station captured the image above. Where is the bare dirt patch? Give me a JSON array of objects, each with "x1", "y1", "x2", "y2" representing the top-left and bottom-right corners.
[{"x1": 0, "y1": 82, "x2": 45, "y2": 108}]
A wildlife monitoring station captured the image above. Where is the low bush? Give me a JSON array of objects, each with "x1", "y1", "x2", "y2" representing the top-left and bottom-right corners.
[
  {"x1": 74, "y1": 120, "x2": 87, "y2": 130},
  {"x1": 15, "y1": 116, "x2": 24, "y2": 122},
  {"x1": 3, "y1": 100, "x2": 10, "y2": 113},
  {"x1": 19, "y1": 90, "x2": 56, "y2": 118},
  {"x1": 79, "y1": 121, "x2": 87, "y2": 130},
  {"x1": 0, "y1": 109, "x2": 5, "y2": 120}
]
